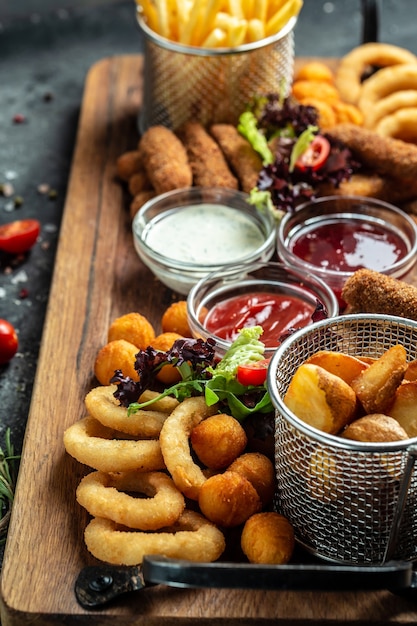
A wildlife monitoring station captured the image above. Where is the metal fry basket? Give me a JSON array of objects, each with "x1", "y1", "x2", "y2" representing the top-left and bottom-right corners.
[
  {"x1": 137, "y1": 12, "x2": 295, "y2": 132},
  {"x1": 268, "y1": 314, "x2": 417, "y2": 565}
]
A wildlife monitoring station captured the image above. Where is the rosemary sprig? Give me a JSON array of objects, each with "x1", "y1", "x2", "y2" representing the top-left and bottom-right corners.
[{"x1": 0, "y1": 428, "x2": 20, "y2": 542}]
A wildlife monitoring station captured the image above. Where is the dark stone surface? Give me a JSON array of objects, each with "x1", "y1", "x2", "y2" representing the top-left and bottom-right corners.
[{"x1": 0, "y1": 0, "x2": 416, "y2": 558}]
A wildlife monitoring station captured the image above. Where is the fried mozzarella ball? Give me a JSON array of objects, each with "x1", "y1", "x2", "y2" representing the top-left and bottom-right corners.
[
  {"x1": 94, "y1": 339, "x2": 139, "y2": 385},
  {"x1": 190, "y1": 413, "x2": 248, "y2": 470},
  {"x1": 107, "y1": 312, "x2": 156, "y2": 350},
  {"x1": 228, "y1": 452, "x2": 275, "y2": 507},
  {"x1": 151, "y1": 332, "x2": 184, "y2": 385},
  {"x1": 241, "y1": 512, "x2": 295, "y2": 564},
  {"x1": 161, "y1": 301, "x2": 192, "y2": 337},
  {"x1": 198, "y1": 471, "x2": 261, "y2": 527}
]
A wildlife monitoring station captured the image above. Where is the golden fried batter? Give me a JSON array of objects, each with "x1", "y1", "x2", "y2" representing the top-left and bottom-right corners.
[
  {"x1": 209, "y1": 124, "x2": 263, "y2": 193},
  {"x1": 116, "y1": 150, "x2": 144, "y2": 181},
  {"x1": 327, "y1": 123, "x2": 417, "y2": 180},
  {"x1": 342, "y1": 268, "x2": 417, "y2": 320},
  {"x1": 139, "y1": 125, "x2": 193, "y2": 194},
  {"x1": 176, "y1": 121, "x2": 238, "y2": 189},
  {"x1": 319, "y1": 172, "x2": 417, "y2": 205}
]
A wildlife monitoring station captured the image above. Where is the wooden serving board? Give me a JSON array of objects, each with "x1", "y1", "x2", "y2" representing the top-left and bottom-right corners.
[{"x1": 1, "y1": 54, "x2": 417, "y2": 625}]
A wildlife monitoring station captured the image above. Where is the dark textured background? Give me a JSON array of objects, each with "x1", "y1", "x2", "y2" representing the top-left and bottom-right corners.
[{"x1": 0, "y1": 0, "x2": 416, "y2": 556}]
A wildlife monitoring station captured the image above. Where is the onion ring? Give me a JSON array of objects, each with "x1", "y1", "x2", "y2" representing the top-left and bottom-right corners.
[
  {"x1": 364, "y1": 90, "x2": 417, "y2": 129},
  {"x1": 159, "y1": 396, "x2": 218, "y2": 499},
  {"x1": 63, "y1": 415, "x2": 165, "y2": 472},
  {"x1": 76, "y1": 470, "x2": 185, "y2": 530},
  {"x1": 84, "y1": 509, "x2": 226, "y2": 564},
  {"x1": 358, "y1": 64, "x2": 417, "y2": 113},
  {"x1": 84, "y1": 385, "x2": 175, "y2": 437},
  {"x1": 375, "y1": 107, "x2": 417, "y2": 143},
  {"x1": 335, "y1": 43, "x2": 417, "y2": 104}
]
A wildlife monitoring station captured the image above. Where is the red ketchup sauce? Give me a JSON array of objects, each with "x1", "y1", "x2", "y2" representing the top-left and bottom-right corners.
[
  {"x1": 290, "y1": 219, "x2": 408, "y2": 273},
  {"x1": 204, "y1": 292, "x2": 316, "y2": 348}
]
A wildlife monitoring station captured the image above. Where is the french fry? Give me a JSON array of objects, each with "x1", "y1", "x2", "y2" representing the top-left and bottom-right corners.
[
  {"x1": 241, "y1": 0, "x2": 254, "y2": 20},
  {"x1": 180, "y1": 0, "x2": 207, "y2": 44},
  {"x1": 202, "y1": 27, "x2": 228, "y2": 47},
  {"x1": 265, "y1": 0, "x2": 303, "y2": 37},
  {"x1": 227, "y1": 0, "x2": 244, "y2": 20},
  {"x1": 227, "y1": 17, "x2": 248, "y2": 46},
  {"x1": 155, "y1": 0, "x2": 171, "y2": 38},
  {"x1": 247, "y1": 18, "x2": 265, "y2": 42},
  {"x1": 138, "y1": 0, "x2": 160, "y2": 33},
  {"x1": 198, "y1": 0, "x2": 227, "y2": 45},
  {"x1": 266, "y1": 0, "x2": 290, "y2": 21},
  {"x1": 253, "y1": 0, "x2": 268, "y2": 25}
]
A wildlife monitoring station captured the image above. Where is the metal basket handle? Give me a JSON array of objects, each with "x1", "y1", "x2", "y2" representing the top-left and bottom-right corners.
[{"x1": 361, "y1": 0, "x2": 379, "y2": 43}]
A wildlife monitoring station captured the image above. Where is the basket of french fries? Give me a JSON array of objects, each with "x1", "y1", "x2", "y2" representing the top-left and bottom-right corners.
[
  {"x1": 136, "y1": 0, "x2": 302, "y2": 131},
  {"x1": 267, "y1": 314, "x2": 417, "y2": 565}
]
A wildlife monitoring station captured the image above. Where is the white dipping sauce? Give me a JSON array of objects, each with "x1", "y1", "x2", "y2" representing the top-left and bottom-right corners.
[{"x1": 144, "y1": 203, "x2": 265, "y2": 264}]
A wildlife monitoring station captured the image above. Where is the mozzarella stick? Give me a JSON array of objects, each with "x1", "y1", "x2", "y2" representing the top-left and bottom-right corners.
[
  {"x1": 342, "y1": 268, "x2": 417, "y2": 320},
  {"x1": 139, "y1": 125, "x2": 193, "y2": 194},
  {"x1": 210, "y1": 123, "x2": 262, "y2": 193},
  {"x1": 176, "y1": 121, "x2": 239, "y2": 189}
]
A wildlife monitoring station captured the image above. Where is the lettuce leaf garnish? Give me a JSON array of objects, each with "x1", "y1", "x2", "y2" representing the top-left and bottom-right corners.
[
  {"x1": 238, "y1": 111, "x2": 273, "y2": 165},
  {"x1": 111, "y1": 327, "x2": 273, "y2": 422}
]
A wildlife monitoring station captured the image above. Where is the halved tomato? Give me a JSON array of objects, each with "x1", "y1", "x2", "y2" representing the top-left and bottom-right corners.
[
  {"x1": 237, "y1": 359, "x2": 270, "y2": 386},
  {"x1": 295, "y1": 135, "x2": 330, "y2": 172},
  {"x1": 0, "y1": 219, "x2": 40, "y2": 254},
  {"x1": 0, "y1": 319, "x2": 18, "y2": 365}
]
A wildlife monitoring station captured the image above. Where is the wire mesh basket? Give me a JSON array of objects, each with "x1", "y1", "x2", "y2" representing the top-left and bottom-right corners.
[
  {"x1": 268, "y1": 314, "x2": 417, "y2": 565},
  {"x1": 137, "y1": 12, "x2": 295, "y2": 132}
]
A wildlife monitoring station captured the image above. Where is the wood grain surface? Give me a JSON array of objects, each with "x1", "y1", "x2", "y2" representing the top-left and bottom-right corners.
[{"x1": 1, "y1": 54, "x2": 417, "y2": 625}]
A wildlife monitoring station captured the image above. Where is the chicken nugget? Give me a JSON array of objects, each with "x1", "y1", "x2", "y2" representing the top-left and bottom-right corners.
[
  {"x1": 210, "y1": 124, "x2": 262, "y2": 193},
  {"x1": 295, "y1": 61, "x2": 334, "y2": 83},
  {"x1": 128, "y1": 170, "x2": 153, "y2": 196},
  {"x1": 176, "y1": 121, "x2": 238, "y2": 189},
  {"x1": 292, "y1": 80, "x2": 340, "y2": 104},
  {"x1": 139, "y1": 126, "x2": 193, "y2": 194}
]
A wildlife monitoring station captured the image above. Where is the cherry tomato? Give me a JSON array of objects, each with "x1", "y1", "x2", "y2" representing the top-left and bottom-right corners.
[
  {"x1": 237, "y1": 359, "x2": 270, "y2": 386},
  {"x1": 0, "y1": 219, "x2": 40, "y2": 255},
  {"x1": 295, "y1": 135, "x2": 330, "y2": 172},
  {"x1": 0, "y1": 319, "x2": 18, "y2": 365}
]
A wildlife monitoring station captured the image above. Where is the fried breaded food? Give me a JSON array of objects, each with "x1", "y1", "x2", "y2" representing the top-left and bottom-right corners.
[
  {"x1": 209, "y1": 124, "x2": 262, "y2": 193},
  {"x1": 319, "y1": 171, "x2": 417, "y2": 205},
  {"x1": 327, "y1": 123, "x2": 417, "y2": 180},
  {"x1": 375, "y1": 107, "x2": 417, "y2": 143},
  {"x1": 116, "y1": 150, "x2": 144, "y2": 181},
  {"x1": 292, "y1": 80, "x2": 340, "y2": 104},
  {"x1": 161, "y1": 300, "x2": 192, "y2": 336},
  {"x1": 107, "y1": 312, "x2": 156, "y2": 350},
  {"x1": 228, "y1": 452, "x2": 275, "y2": 507},
  {"x1": 139, "y1": 125, "x2": 193, "y2": 194},
  {"x1": 335, "y1": 42, "x2": 417, "y2": 105},
  {"x1": 295, "y1": 61, "x2": 334, "y2": 83},
  {"x1": 176, "y1": 121, "x2": 238, "y2": 189},
  {"x1": 128, "y1": 170, "x2": 153, "y2": 196},
  {"x1": 94, "y1": 339, "x2": 139, "y2": 385},
  {"x1": 241, "y1": 512, "x2": 295, "y2": 565},
  {"x1": 130, "y1": 190, "x2": 157, "y2": 220},
  {"x1": 358, "y1": 64, "x2": 417, "y2": 112},
  {"x1": 342, "y1": 268, "x2": 417, "y2": 320},
  {"x1": 298, "y1": 97, "x2": 337, "y2": 129},
  {"x1": 364, "y1": 90, "x2": 417, "y2": 129},
  {"x1": 198, "y1": 471, "x2": 262, "y2": 528},
  {"x1": 190, "y1": 413, "x2": 247, "y2": 470},
  {"x1": 151, "y1": 332, "x2": 184, "y2": 385}
]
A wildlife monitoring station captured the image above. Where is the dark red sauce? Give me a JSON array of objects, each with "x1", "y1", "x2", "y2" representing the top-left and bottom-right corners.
[
  {"x1": 204, "y1": 292, "x2": 316, "y2": 347},
  {"x1": 290, "y1": 219, "x2": 408, "y2": 272}
]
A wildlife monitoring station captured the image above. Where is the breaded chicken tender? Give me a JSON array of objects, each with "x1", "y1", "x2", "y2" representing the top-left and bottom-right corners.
[
  {"x1": 209, "y1": 124, "x2": 263, "y2": 193},
  {"x1": 342, "y1": 268, "x2": 417, "y2": 320},
  {"x1": 327, "y1": 123, "x2": 417, "y2": 180},
  {"x1": 176, "y1": 121, "x2": 238, "y2": 189},
  {"x1": 139, "y1": 126, "x2": 193, "y2": 194},
  {"x1": 116, "y1": 150, "x2": 144, "y2": 181},
  {"x1": 319, "y1": 172, "x2": 417, "y2": 205}
]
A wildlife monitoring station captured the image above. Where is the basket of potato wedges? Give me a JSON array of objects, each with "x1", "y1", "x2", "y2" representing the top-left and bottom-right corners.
[{"x1": 267, "y1": 314, "x2": 417, "y2": 565}]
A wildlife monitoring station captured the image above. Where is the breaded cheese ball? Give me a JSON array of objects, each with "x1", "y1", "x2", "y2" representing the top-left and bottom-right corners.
[
  {"x1": 198, "y1": 471, "x2": 261, "y2": 527},
  {"x1": 161, "y1": 301, "x2": 192, "y2": 337},
  {"x1": 191, "y1": 413, "x2": 247, "y2": 470},
  {"x1": 151, "y1": 332, "x2": 184, "y2": 385},
  {"x1": 107, "y1": 312, "x2": 155, "y2": 350},
  {"x1": 94, "y1": 339, "x2": 139, "y2": 385},
  {"x1": 228, "y1": 452, "x2": 275, "y2": 507},
  {"x1": 241, "y1": 512, "x2": 295, "y2": 564}
]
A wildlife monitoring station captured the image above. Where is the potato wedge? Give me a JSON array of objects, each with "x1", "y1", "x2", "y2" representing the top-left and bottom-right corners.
[
  {"x1": 350, "y1": 345, "x2": 407, "y2": 414},
  {"x1": 404, "y1": 358, "x2": 417, "y2": 382},
  {"x1": 284, "y1": 363, "x2": 357, "y2": 434},
  {"x1": 305, "y1": 350, "x2": 369, "y2": 385},
  {"x1": 342, "y1": 413, "x2": 409, "y2": 443},
  {"x1": 386, "y1": 381, "x2": 417, "y2": 438}
]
